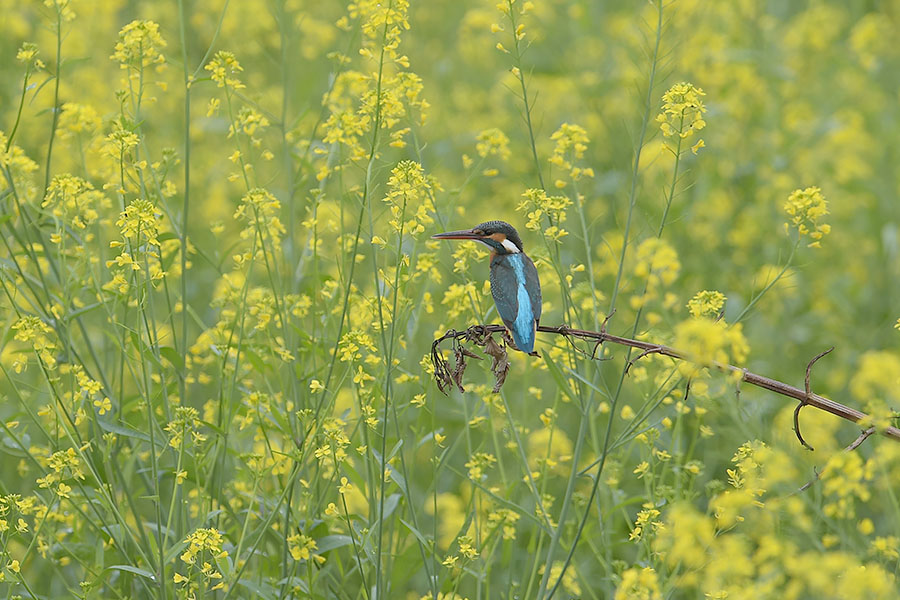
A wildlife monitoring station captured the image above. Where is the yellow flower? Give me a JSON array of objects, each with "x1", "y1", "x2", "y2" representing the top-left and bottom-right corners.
[
  {"x1": 673, "y1": 317, "x2": 749, "y2": 378},
  {"x1": 549, "y1": 122, "x2": 592, "y2": 183},
  {"x1": 7, "y1": 560, "x2": 20, "y2": 574},
  {"x1": 464, "y1": 452, "x2": 497, "y2": 481},
  {"x1": 656, "y1": 82, "x2": 706, "y2": 141},
  {"x1": 475, "y1": 128, "x2": 511, "y2": 161},
  {"x1": 687, "y1": 290, "x2": 726, "y2": 318},
  {"x1": 288, "y1": 533, "x2": 318, "y2": 561},
  {"x1": 205, "y1": 50, "x2": 245, "y2": 89},
  {"x1": 783, "y1": 186, "x2": 830, "y2": 247},
  {"x1": 111, "y1": 20, "x2": 167, "y2": 69},
  {"x1": 457, "y1": 535, "x2": 478, "y2": 559},
  {"x1": 615, "y1": 566, "x2": 662, "y2": 600},
  {"x1": 382, "y1": 160, "x2": 435, "y2": 237},
  {"x1": 338, "y1": 477, "x2": 352, "y2": 494},
  {"x1": 93, "y1": 397, "x2": 112, "y2": 415},
  {"x1": 16, "y1": 42, "x2": 44, "y2": 69}
]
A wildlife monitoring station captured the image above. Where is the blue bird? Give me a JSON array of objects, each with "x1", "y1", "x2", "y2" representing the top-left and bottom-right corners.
[{"x1": 433, "y1": 221, "x2": 542, "y2": 355}]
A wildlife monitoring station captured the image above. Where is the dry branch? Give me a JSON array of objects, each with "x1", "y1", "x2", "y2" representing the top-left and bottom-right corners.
[{"x1": 431, "y1": 323, "x2": 900, "y2": 444}]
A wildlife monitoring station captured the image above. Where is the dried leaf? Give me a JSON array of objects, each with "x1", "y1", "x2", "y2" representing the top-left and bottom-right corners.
[
  {"x1": 483, "y1": 335, "x2": 509, "y2": 393},
  {"x1": 460, "y1": 347, "x2": 483, "y2": 360},
  {"x1": 451, "y1": 345, "x2": 469, "y2": 392},
  {"x1": 431, "y1": 344, "x2": 453, "y2": 395}
]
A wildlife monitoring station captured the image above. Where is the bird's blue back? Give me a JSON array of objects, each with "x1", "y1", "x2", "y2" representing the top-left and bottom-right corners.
[{"x1": 489, "y1": 253, "x2": 542, "y2": 353}]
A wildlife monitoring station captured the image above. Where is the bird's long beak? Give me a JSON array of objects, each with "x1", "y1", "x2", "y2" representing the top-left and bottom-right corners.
[{"x1": 431, "y1": 229, "x2": 484, "y2": 240}]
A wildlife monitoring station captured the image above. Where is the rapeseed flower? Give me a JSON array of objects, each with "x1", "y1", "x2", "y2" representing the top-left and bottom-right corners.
[{"x1": 783, "y1": 186, "x2": 830, "y2": 247}]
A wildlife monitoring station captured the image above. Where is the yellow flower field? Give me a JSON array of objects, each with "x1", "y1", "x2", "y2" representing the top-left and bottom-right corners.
[{"x1": 1, "y1": 0, "x2": 900, "y2": 598}]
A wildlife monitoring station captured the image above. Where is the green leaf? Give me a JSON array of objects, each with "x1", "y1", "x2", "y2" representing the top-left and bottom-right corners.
[
  {"x1": 316, "y1": 534, "x2": 353, "y2": 553},
  {"x1": 129, "y1": 331, "x2": 163, "y2": 371},
  {"x1": 97, "y1": 420, "x2": 166, "y2": 449},
  {"x1": 242, "y1": 347, "x2": 268, "y2": 374},
  {"x1": 236, "y1": 578, "x2": 277, "y2": 600},
  {"x1": 164, "y1": 540, "x2": 188, "y2": 565},
  {"x1": 105, "y1": 565, "x2": 157, "y2": 582},
  {"x1": 62, "y1": 302, "x2": 103, "y2": 322},
  {"x1": 399, "y1": 517, "x2": 431, "y2": 550},
  {"x1": 159, "y1": 346, "x2": 184, "y2": 371}
]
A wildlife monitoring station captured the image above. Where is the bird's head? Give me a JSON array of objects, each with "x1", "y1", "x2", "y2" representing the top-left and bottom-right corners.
[{"x1": 431, "y1": 220, "x2": 524, "y2": 255}]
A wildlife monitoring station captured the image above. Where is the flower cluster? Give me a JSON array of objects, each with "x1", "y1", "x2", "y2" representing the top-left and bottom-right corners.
[
  {"x1": 382, "y1": 160, "x2": 434, "y2": 236},
  {"x1": 549, "y1": 122, "x2": 594, "y2": 187},
  {"x1": 102, "y1": 122, "x2": 141, "y2": 165},
  {"x1": 164, "y1": 406, "x2": 207, "y2": 449},
  {"x1": 464, "y1": 452, "x2": 497, "y2": 480},
  {"x1": 287, "y1": 533, "x2": 322, "y2": 563},
  {"x1": 35, "y1": 447, "x2": 85, "y2": 493},
  {"x1": 58, "y1": 103, "x2": 102, "y2": 138},
  {"x1": 0, "y1": 130, "x2": 40, "y2": 200},
  {"x1": 538, "y1": 561, "x2": 582, "y2": 597},
  {"x1": 347, "y1": 0, "x2": 411, "y2": 66},
  {"x1": 475, "y1": 127, "x2": 511, "y2": 161},
  {"x1": 233, "y1": 188, "x2": 286, "y2": 256},
  {"x1": 516, "y1": 188, "x2": 571, "y2": 242},
  {"x1": 110, "y1": 20, "x2": 167, "y2": 71},
  {"x1": 12, "y1": 316, "x2": 57, "y2": 371},
  {"x1": 42, "y1": 174, "x2": 105, "y2": 243},
  {"x1": 205, "y1": 50, "x2": 245, "y2": 89},
  {"x1": 105, "y1": 198, "x2": 165, "y2": 293},
  {"x1": 656, "y1": 82, "x2": 706, "y2": 154},
  {"x1": 16, "y1": 42, "x2": 44, "y2": 70},
  {"x1": 783, "y1": 186, "x2": 831, "y2": 247},
  {"x1": 615, "y1": 566, "x2": 662, "y2": 600},
  {"x1": 821, "y1": 451, "x2": 873, "y2": 519},
  {"x1": 672, "y1": 317, "x2": 749, "y2": 378},
  {"x1": 850, "y1": 351, "x2": 900, "y2": 431},
  {"x1": 687, "y1": 290, "x2": 726, "y2": 318},
  {"x1": 175, "y1": 528, "x2": 227, "y2": 593}
]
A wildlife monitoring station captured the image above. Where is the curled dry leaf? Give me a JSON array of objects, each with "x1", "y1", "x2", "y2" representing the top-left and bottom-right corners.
[
  {"x1": 450, "y1": 344, "x2": 482, "y2": 393},
  {"x1": 483, "y1": 335, "x2": 509, "y2": 392}
]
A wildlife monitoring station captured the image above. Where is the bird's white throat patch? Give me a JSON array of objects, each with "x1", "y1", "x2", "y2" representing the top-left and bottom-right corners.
[{"x1": 501, "y1": 238, "x2": 520, "y2": 253}]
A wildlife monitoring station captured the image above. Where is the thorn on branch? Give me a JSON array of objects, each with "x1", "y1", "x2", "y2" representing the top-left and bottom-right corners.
[
  {"x1": 793, "y1": 347, "x2": 835, "y2": 451},
  {"x1": 625, "y1": 346, "x2": 664, "y2": 375},
  {"x1": 793, "y1": 402, "x2": 814, "y2": 451},
  {"x1": 805, "y1": 347, "x2": 834, "y2": 395},
  {"x1": 601, "y1": 309, "x2": 615, "y2": 334},
  {"x1": 796, "y1": 467, "x2": 819, "y2": 494},
  {"x1": 795, "y1": 426, "x2": 876, "y2": 494},
  {"x1": 846, "y1": 426, "x2": 876, "y2": 452}
]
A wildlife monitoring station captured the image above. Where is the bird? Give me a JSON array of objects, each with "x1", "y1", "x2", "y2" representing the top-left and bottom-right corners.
[{"x1": 432, "y1": 220, "x2": 542, "y2": 355}]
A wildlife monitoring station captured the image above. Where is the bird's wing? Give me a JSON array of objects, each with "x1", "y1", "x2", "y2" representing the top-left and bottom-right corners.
[
  {"x1": 490, "y1": 254, "x2": 540, "y2": 353},
  {"x1": 489, "y1": 256, "x2": 520, "y2": 332},
  {"x1": 522, "y1": 254, "x2": 542, "y2": 325}
]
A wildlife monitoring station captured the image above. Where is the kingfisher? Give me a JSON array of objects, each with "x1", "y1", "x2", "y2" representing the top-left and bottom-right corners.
[{"x1": 433, "y1": 220, "x2": 542, "y2": 355}]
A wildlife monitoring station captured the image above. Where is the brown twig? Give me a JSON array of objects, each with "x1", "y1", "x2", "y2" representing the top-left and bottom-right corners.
[
  {"x1": 430, "y1": 324, "x2": 900, "y2": 444},
  {"x1": 793, "y1": 347, "x2": 834, "y2": 451}
]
